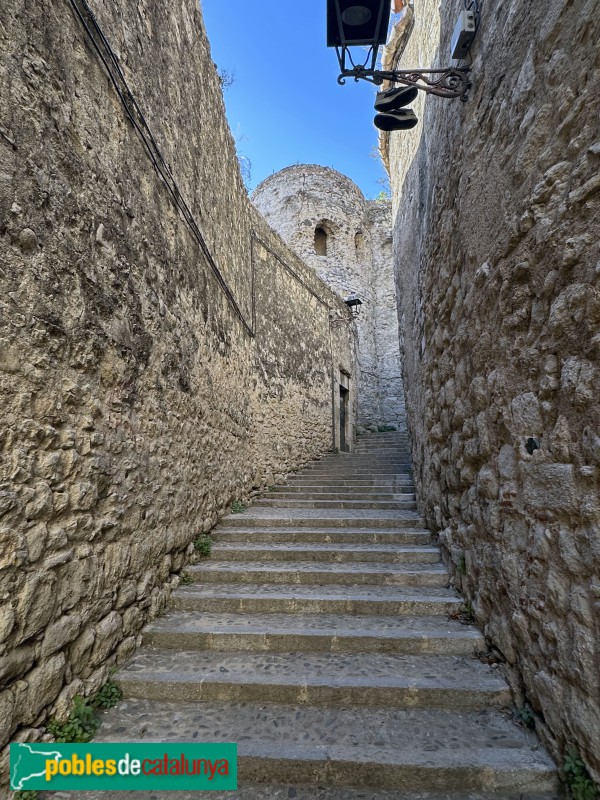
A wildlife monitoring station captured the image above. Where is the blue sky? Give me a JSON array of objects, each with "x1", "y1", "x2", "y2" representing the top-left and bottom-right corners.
[{"x1": 200, "y1": 0, "x2": 390, "y2": 199}]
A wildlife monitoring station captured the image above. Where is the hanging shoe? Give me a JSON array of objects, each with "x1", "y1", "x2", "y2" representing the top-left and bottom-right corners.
[
  {"x1": 374, "y1": 109, "x2": 418, "y2": 131},
  {"x1": 374, "y1": 85, "x2": 419, "y2": 112}
]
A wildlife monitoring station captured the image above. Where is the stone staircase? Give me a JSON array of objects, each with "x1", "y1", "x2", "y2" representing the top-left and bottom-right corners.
[{"x1": 51, "y1": 431, "x2": 560, "y2": 800}]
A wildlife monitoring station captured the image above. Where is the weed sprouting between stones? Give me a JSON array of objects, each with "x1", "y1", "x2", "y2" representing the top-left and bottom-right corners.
[
  {"x1": 46, "y1": 680, "x2": 123, "y2": 743},
  {"x1": 564, "y1": 752, "x2": 598, "y2": 800},
  {"x1": 180, "y1": 570, "x2": 193, "y2": 585},
  {"x1": 231, "y1": 500, "x2": 247, "y2": 513},
  {"x1": 193, "y1": 534, "x2": 212, "y2": 557},
  {"x1": 517, "y1": 705, "x2": 536, "y2": 730}
]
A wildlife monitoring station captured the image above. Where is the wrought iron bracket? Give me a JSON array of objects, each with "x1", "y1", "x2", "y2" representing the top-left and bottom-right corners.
[{"x1": 337, "y1": 65, "x2": 472, "y2": 100}]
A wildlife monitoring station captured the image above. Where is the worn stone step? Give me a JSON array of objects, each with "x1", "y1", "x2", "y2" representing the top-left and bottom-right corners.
[
  {"x1": 118, "y1": 650, "x2": 511, "y2": 710},
  {"x1": 170, "y1": 583, "x2": 460, "y2": 616},
  {"x1": 286, "y1": 477, "x2": 414, "y2": 485},
  {"x1": 315, "y1": 456, "x2": 410, "y2": 465},
  {"x1": 187, "y1": 560, "x2": 444, "y2": 586},
  {"x1": 284, "y1": 485, "x2": 415, "y2": 494},
  {"x1": 48, "y1": 788, "x2": 563, "y2": 800},
  {"x1": 214, "y1": 527, "x2": 431, "y2": 544},
  {"x1": 301, "y1": 467, "x2": 412, "y2": 475},
  {"x1": 220, "y1": 509, "x2": 424, "y2": 528},
  {"x1": 266, "y1": 490, "x2": 416, "y2": 500},
  {"x1": 88, "y1": 699, "x2": 559, "y2": 793},
  {"x1": 144, "y1": 611, "x2": 485, "y2": 655},
  {"x1": 209, "y1": 543, "x2": 440, "y2": 564},
  {"x1": 253, "y1": 499, "x2": 418, "y2": 510}
]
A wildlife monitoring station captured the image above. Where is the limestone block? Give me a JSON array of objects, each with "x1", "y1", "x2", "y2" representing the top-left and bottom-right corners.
[
  {"x1": 51, "y1": 678, "x2": 85, "y2": 722},
  {"x1": 15, "y1": 573, "x2": 57, "y2": 644},
  {"x1": 522, "y1": 462, "x2": 578, "y2": 514},
  {"x1": 0, "y1": 606, "x2": 15, "y2": 645},
  {"x1": 89, "y1": 612, "x2": 123, "y2": 667},
  {"x1": 560, "y1": 356, "x2": 598, "y2": 405},
  {"x1": 24, "y1": 481, "x2": 53, "y2": 520},
  {"x1": 68, "y1": 627, "x2": 95, "y2": 670},
  {"x1": 40, "y1": 614, "x2": 82, "y2": 659},
  {"x1": 0, "y1": 645, "x2": 36, "y2": 688},
  {"x1": 115, "y1": 635, "x2": 137, "y2": 665},
  {"x1": 0, "y1": 689, "x2": 15, "y2": 748},
  {"x1": 12, "y1": 653, "x2": 65, "y2": 727},
  {"x1": 510, "y1": 393, "x2": 543, "y2": 435}
]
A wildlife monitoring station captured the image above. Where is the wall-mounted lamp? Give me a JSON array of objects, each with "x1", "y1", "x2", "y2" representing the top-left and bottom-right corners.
[
  {"x1": 326, "y1": 0, "x2": 472, "y2": 101},
  {"x1": 344, "y1": 293, "x2": 363, "y2": 317}
]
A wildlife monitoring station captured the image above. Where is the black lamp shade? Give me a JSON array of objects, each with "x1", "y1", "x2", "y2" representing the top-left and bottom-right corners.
[{"x1": 327, "y1": 0, "x2": 391, "y2": 47}]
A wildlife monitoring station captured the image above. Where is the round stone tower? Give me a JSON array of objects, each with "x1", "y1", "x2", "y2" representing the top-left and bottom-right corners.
[{"x1": 252, "y1": 165, "x2": 405, "y2": 433}]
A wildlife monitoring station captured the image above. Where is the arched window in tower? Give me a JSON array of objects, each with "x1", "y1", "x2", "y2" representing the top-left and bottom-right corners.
[{"x1": 314, "y1": 226, "x2": 328, "y2": 256}]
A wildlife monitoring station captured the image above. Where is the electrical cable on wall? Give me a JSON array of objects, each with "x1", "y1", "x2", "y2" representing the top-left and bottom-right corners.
[{"x1": 67, "y1": 0, "x2": 255, "y2": 337}]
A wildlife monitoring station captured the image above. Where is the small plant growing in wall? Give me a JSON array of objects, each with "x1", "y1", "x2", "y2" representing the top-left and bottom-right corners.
[
  {"x1": 180, "y1": 570, "x2": 193, "y2": 585},
  {"x1": 564, "y1": 752, "x2": 598, "y2": 800},
  {"x1": 46, "y1": 679, "x2": 124, "y2": 743},
  {"x1": 193, "y1": 534, "x2": 212, "y2": 558},
  {"x1": 231, "y1": 500, "x2": 247, "y2": 514},
  {"x1": 93, "y1": 678, "x2": 123, "y2": 710},
  {"x1": 47, "y1": 696, "x2": 100, "y2": 743},
  {"x1": 14, "y1": 791, "x2": 39, "y2": 800},
  {"x1": 516, "y1": 705, "x2": 536, "y2": 730}
]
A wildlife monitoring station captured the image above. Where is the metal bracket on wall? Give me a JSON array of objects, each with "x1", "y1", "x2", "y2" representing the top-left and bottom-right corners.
[{"x1": 337, "y1": 65, "x2": 472, "y2": 100}]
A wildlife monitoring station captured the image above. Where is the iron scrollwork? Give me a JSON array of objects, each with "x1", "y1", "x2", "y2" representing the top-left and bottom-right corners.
[{"x1": 337, "y1": 66, "x2": 471, "y2": 100}]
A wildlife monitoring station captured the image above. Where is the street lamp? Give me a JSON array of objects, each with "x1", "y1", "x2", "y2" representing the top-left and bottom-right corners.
[
  {"x1": 326, "y1": 0, "x2": 472, "y2": 100},
  {"x1": 344, "y1": 293, "x2": 363, "y2": 317}
]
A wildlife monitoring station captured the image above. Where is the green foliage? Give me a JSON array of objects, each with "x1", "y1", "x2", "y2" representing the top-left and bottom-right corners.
[
  {"x1": 374, "y1": 189, "x2": 391, "y2": 202},
  {"x1": 47, "y1": 679, "x2": 124, "y2": 743},
  {"x1": 231, "y1": 500, "x2": 247, "y2": 514},
  {"x1": 267, "y1": 485, "x2": 276, "y2": 492},
  {"x1": 14, "y1": 791, "x2": 39, "y2": 800},
  {"x1": 564, "y1": 752, "x2": 598, "y2": 800},
  {"x1": 180, "y1": 570, "x2": 193, "y2": 585},
  {"x1": 517, "y1": 706, "x2": 536, "y2": 730},
  {"x1": 458, "y1": 553, "x2": 467, "y2": 575},
  {"x1": 92, "y1": 679, "x2": 122, "y2": 710},
  {"x1": 193, "y1": 534, "x2": 212, "y2": 558},
  {"x1": 377, "y1": 424, "x2": 397, "y2": 432},
  {"x1": 47, "y1": 696, "x2": 100, "y2": 743}
]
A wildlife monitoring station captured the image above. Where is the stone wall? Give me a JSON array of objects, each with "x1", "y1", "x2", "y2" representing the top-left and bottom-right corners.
[
  {"x1": 385, "y1": 0, "x2": 600, "y2": 781},
  {"x1": 0, "y1": 0, "x2": 355, "y2": 773},
  {"x1": 253, "y1": 165, "x2": 404, "y2": 434}
]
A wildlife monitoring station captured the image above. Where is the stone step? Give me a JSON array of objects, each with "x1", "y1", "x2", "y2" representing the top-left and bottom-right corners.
[
  {"x1": 253, "y1": 499, "x2": 418, "y2": 510},
  {"x1": 286, "y1": 477, "x2": 414, "y2": 485},
  {"x1": 48, "y1": 788, "x2": 563, "y2": 800},
  {"x1": 220, "y1": 509, "x2": 424, "y2": 528},
  {"x1": 209, "y1": 543, "x2": 440, "y2": 564},
  {"x1": 186, "y1": 560, "x2": 444, "y2": 586},
  {"x1": 316, "y1": 456, "x2": 410, "y2": 464},
  {"x1": 144, "y1": 611, "x2": 485, "y2": 655},
  {"x1": 301, "y1": 467, "x2": 412, "y2": 475},
  {"x1": 284, "y1": 485, "x2": 415, "y2": 494},
  {"x1": 214, "y1": 527, "x2": 431, "y2": 544},
  {"x1": 266, "y1": 490, "x2": 416, "y2": 500},
  {"x1": 170, "y1": 583, "x2": 460, "y2": 616},
  {"x1": 118, "y1": 650, "x2": 511, "y2": 710},
  {"x1": 89, "y1": 699, "x2": 559, "y2": 793}
]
